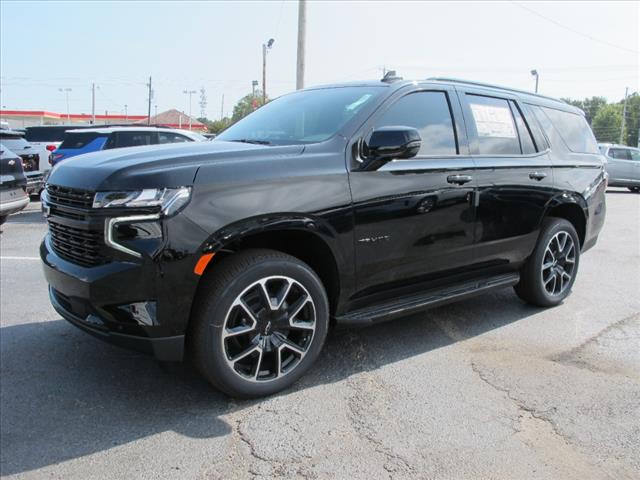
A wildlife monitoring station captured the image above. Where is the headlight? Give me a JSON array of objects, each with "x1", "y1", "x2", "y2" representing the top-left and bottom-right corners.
[{"x1": 93, "y1": 187, "x2": 191, "y2": 217}]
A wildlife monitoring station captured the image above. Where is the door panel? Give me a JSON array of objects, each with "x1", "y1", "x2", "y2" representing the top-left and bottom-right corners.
[
  {"x1": 350, "y1": 158, "x2": 476, "y2": 295},
  {"x1": 472, "y1": 155, "x2": 554, "y2": 266},
  {"x1": 457, "y1": 89, "x2": 555, "y2": 269}
]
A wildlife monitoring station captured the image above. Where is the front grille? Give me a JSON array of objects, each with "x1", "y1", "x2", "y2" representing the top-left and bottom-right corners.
[
  {"x1": 49, "y1": 220, "x2": 108, "y2": 267},
  {"x1": 46, "y1": 185, "x2": 94, "y2": 209}
]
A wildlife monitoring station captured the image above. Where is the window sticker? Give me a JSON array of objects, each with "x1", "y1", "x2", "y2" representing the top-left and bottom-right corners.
[{"x1": 470, "y1": 103, "x2": 517, "y2": 138}]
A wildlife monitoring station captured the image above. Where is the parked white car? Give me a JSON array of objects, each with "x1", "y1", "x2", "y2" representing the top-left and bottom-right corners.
[{"x1": 599, "y1": 143, "x2": 640, "y2": 193}]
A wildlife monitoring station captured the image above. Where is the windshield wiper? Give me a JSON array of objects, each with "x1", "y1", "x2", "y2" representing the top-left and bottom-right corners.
[{"x1": 228, "y1": 138, "x2": 272, "y2": 145}]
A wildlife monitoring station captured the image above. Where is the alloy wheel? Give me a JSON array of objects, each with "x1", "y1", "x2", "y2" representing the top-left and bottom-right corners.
[
  {"x1": 541, "y1": 231, "x2": 576, "y2": 296},
  {"x1": 221, "y1": 276, "x2": 316, "y2": 382}
]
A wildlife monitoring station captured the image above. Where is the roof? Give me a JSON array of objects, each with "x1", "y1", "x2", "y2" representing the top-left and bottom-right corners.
[
  {"x1": 135, "y1": 109, "x2": 206, "y2": 129},
  {"x1": 305, "y1": 76, "x2": 577, "y2": 113},
  {"x1": 66, "y1": 126, "x2": 199, "y2": 134}
]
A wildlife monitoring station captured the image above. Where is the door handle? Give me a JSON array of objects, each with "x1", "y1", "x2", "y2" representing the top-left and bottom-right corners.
[
  {"x1": 529, "y1": 171, "x2": 547, "y2": 181},
  {"x1": 447, "y1": 174, "x2": 473, "y2": 185}
]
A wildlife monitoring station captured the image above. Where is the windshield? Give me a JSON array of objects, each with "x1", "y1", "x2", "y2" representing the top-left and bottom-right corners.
[
  {"x1": 216, "y1": 87, "x2": 384, "y2": 145},
  {"x1": 0, "y1": 136, "x2": 30, "y2": 150}
]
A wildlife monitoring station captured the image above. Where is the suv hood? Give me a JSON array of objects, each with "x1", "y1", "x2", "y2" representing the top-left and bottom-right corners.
[{"x1": 46, "y1": 141, "x2": 304, "y2": 191}]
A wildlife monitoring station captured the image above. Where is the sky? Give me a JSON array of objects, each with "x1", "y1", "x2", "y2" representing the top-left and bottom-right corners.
[{"x1": 1, "y1": 0, "x2": 638, "y2": 120}]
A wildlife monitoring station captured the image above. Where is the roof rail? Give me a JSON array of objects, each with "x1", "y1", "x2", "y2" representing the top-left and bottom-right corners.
[
  {"x1": 382, "y1": 70, "x2": 403, "y2": 83},
  {"x1": 426, "y1": 77, "x2": 566, "y2": 104}
]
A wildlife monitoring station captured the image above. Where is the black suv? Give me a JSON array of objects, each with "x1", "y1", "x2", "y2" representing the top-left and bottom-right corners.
[{"x1": 41, "y1": 77, "x2": 606, "y2": 397}]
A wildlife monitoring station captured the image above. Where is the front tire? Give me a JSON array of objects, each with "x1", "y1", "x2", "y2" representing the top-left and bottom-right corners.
[
  {"x1": 514, "y1": 218, "x2": 580, "y2": 307},
  {"x1": 190, "y1": 249, "x2": 329, "y2": 398}
]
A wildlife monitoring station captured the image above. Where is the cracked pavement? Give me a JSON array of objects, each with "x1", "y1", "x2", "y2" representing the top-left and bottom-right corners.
[{"x1": 1, "y1": 189, "x2": 639, "y2": 479}]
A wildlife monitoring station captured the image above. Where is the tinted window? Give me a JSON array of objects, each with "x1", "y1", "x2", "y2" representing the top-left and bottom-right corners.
[
  {"x1": 114, "y1": 132, "x2": 155, "y2": 148},
  {"x1": 25, "y1": 126, "x2": 68, "y2": 142},
  {"x1": 467, "y1": 94, "x2": 520, "y2": 155},
  {"x1": 510, "y1": 101, "x2": 537, "y2": 154},
  {"x1": 540, "y1": 107, "x2": 598, "y2": 154},
  {"x1": 60, "y1": 132, "x2": 101, "y2": 149},
  {"x1": 217, "y1": 87, "x2": 383, "y2": 145},
  {"x1": 374, "y1": 91, "x2": 457, "y2": 156},
  {"x1": 158, "y1": 132, "x2": 190, "y2": 144},
  {"x1": 630, "y1": 149, "x2": 640, "y2": 161},
  {"x1": 0, "y1": 136, "x2": 30, "y2": 151},
  {"x1": 609, "y1": 148, "x2": 631, "y2": 160}
]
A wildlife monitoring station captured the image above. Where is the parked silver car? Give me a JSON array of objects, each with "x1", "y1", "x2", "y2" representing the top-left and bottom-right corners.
[{"x1": 599, "y1": 143, "x2": 640, "y2": 193}]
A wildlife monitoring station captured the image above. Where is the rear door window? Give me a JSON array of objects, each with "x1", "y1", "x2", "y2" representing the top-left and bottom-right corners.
[
  {"x1": 374, "y1": 91, "x2": 458, "y2": 156},
  {"x1": 509, "y1": 101, "x2": 537, "y2": 154},
  {"x1": 539, "y1": 107, "x2": 598, "y2": 154},
  {"x1": 158, "y1": 132, "x2": 191, "y2": 144},
  {"x1": 466, "y1": 94, "x2": 521, "y2": 155},
  {"x1": 59, "y1": 132, "x2": 101, "y2": 149},
  {"x1": 113, "y1": 131, "x2": 155, "y2": 148},
  {"x1": 609, "y1": 148, "x2": 631, "y2": 160}
]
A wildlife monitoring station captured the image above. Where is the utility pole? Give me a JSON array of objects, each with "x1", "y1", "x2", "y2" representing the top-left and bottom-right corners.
[
  {"x1": 91, "y1": 83, "x2": 96, "y2": 124},
  {"x1": 59, "y1": 88, "x2": 72, "y2": 122},
  {"x1": 252, "y1": 80, "x2": 258, "y2": 96},
  {"x1": 199, "y1": 87, "x2": 207, "y2": 119},
  {"x1": 620, "y1": 87, "x2": 629, "y2": 145},
  {"x1": 220, "y1": 94, "x2": 224, "y2": 120},
  {"x1": 183, "y1": 89, "x2": 196, "y2": 130},
  {"x1": 124, "y1": 104, "x2": 128, "y2": 122},
  {"x1": 296, "y1": 0, "x2": 306, "y2": 90},
  {"x1": 262, "y1": 38, "x2": 274, "y2": 104},
  {"x1": 147, "y1": 76, "x2": 152, "y2": 125}
]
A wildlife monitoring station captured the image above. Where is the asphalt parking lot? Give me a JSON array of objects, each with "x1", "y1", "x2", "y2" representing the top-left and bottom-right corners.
[{"x1": 1, "y1": 190, "x2": 639, "y2": 480}]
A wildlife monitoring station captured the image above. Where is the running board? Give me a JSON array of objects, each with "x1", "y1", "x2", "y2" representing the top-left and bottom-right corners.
[{"x1": 335, "y1": 273, "x2": 520, "y2": 326}]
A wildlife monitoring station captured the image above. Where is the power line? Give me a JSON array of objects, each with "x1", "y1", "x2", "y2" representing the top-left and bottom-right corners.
[{"x1": 511, "y1": 1, "x2": 639, "y2": 54}]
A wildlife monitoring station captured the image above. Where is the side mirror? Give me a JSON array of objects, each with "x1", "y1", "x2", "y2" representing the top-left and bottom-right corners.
[{"x1": 360, "y1": 126, "x2": 421, "y2": 171}]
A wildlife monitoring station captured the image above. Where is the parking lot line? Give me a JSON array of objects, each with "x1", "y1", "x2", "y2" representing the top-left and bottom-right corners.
[{"x1": 1, "y1": 256, "x2": 40, "y2": 260}]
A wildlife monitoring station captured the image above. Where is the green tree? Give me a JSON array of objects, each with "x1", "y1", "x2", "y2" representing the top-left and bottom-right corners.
[
  {"x1": 561, "y1": 96, "x2": 607, "y2": 124},
  {"x1": 592, "y1": 104, "x2": 623, "y2": 143},
  {"x1": 620, "y1": 92, "x2": 639, "y2": 147},
  {"x1": 232, "y1": 91, "x2": 268, "y2": 122},
  {"x1": 208, "y1": 118, "x2": 232, "y2": 134}
]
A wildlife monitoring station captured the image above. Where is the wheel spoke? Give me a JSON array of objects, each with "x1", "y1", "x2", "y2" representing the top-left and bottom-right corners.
[
  {"x1": 230, "y1": 343, "x2": 261, "y2": 363},
  {"x1": 224, "y1": 324, "x2": 256, "y2": 338},
  {"x1": 236, "y1": 299, "x2": 259, "y2": 323},
  {"x1": 252, "y1": 346, "x2": 264, "y2": 380},
  {"x1": 280, "y1": 338, "x2": 306, "y2": 355},
  {"x1": 275, "y1": 279, "x2": 293, "y2": 310},
  {"x1": 257, "y1": 280, "x2": 275, "y2": 310},
  {"x1": 288, "y1": 294, "x2": 310, "y2": 321}
]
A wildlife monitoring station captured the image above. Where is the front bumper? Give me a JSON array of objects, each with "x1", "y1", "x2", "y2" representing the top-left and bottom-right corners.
[
  {"x1": 41, "y1": 234, "x2": 187, "y2": 361},
  {"x1": 0, "y1": 193, "x2": 29, "y2": 216}
]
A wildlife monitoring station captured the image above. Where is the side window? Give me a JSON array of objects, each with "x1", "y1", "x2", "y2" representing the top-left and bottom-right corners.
[
  {"x1": 104, "y1": 134, "x2": 117, "y2": 150},
  {"x1": 630, "y1": 149, "x2": 640, "y2": 161},
  {"x1": 539, "y1": 107, "x2": 598, "y2": 154},
  {"x1": 609, "y1": 148, "x2": 631, "y2": 160},
  {"x1": 116, "y1": 132, "x2": 154, "y2": 148},
  {"x1": 158, "y1": 132, "x2": 190, "y2": 144},
  {"x1": 466, "y1": 94, "x2": 520, "y2": 155},
  {"x1": 374, "y1": 91, "x2": 458, "y2": 156},
  {"x1": 509, "y1": 101, "x2": 537, "y2": 154}
]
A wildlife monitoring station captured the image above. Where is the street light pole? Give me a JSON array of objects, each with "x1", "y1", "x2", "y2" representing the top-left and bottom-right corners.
[
  {"x1": 262, "y1": 38, "x2": 274, "y2": 104},
  {"x1": 59, "y1": 88, "x2": 72, "y2": 121},
  {"x1": 124, "y1": 104, "x2": 128, "y2": 122},
  {"x1": 530, "y1": 69, "x2": 539, "y2": 93},
  {"x1": 296, "y1": 0, "x2": 306, "y2": 90},
  {"x1": 620, "y1": 87, "x2": 629, "y2": 145},
  {"x1": 183, "y1": 89, "x2": 196, "y2": 130}
]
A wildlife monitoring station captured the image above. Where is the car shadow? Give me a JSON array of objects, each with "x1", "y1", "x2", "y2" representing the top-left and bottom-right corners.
[
  {"x1": 4, "y1": 203, "x2": 46, "y2": 225},
  {"x1": 0, "y1": 288, "x2": 542, "y2": 475}
]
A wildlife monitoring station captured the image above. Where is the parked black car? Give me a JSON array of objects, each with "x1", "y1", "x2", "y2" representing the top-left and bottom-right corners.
[
  {"x1": 41, "y1": 76, "x2": 606, "y2": 397},
  {"x1": 0, "y1": 130, "x2": 43, "y2": 195},
  {"x1": 0, "y1": 145, "x2": 29, "y2": 224}
]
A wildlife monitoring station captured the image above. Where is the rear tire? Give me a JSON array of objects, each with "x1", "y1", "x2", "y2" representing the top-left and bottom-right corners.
[
  {"x1": 514, "y1": 218, "x2": 580, "y2": 307},
  {"x1": 0, "y1": 216, "x2": 6, "y2": 226},
  {"x1": 190, "y1": 249, "x2": 329, "y2": 398}
]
